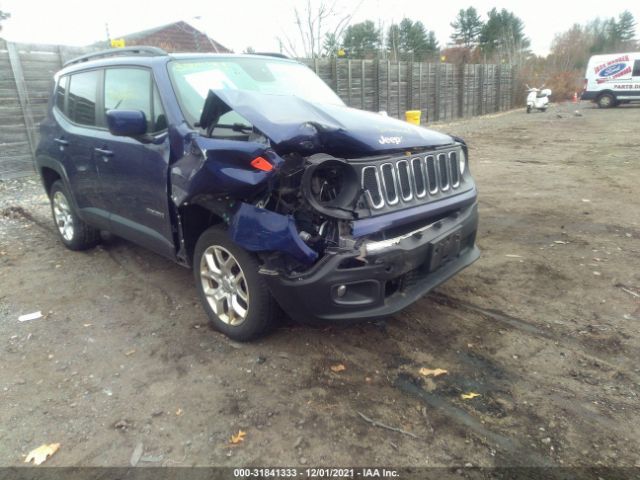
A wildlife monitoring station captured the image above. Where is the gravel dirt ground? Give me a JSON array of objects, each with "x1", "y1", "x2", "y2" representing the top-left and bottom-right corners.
[{"x1": 1, "y1": 101, "x2": 639, "y2": 470}]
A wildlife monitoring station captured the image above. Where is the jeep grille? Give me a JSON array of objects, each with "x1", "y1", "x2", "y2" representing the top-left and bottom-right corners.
[{"x1": 361, "y1": 149, "x2": 463, "y2": 210}]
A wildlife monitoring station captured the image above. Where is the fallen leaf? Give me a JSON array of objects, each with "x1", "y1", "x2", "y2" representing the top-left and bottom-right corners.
[
  {"x1": 24, "y1": 443, "x2": 60, "y2": 465},
  {"x1": 461, "y1": 392, "x2": 481, "y2": 400},
  {"x1": 175, "y1": 408, "x2": 183, "y2": 416},
  {"x1": 419, "y1": 367, "x2": 448, "y2": 377},
  {"x1": 330, "y1": 363, "x2": 346, "y2": 373},
  {"x1": 125, "y1": 349, "x2": 136, "y2": 356},
  {"x1": 230, "y1": 430, "x2": 246, "y2": 444}
]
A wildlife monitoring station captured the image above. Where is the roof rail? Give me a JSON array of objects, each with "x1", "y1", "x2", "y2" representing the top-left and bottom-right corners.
[
  {"x1": 251, "y1": 52, "x2": 289, "y2": 59},
  {"x1": 63, "y1": 46, "x2": 168, "y2": 68}
]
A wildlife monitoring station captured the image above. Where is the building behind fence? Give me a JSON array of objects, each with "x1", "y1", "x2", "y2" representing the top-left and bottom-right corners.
[{"x1": 0, "y1": 40, "x2": 518, "y2": 180}]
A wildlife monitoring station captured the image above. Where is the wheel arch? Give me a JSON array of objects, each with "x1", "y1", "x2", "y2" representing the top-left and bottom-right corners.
[{"x1": 177, "y1": 203, "x2": 225, "y2": 266}]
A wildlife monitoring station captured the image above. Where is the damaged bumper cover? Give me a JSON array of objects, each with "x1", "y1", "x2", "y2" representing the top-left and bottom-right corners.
[
  {"x1": 265, "y1": 202, "x2": 479, "y2": 323},
  {"x1": 228, "y1": 203, "x2": 318, "y2": 264}
]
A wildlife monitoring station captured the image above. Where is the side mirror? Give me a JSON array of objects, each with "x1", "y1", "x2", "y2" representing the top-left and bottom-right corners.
[{"x1": 106, "y1": 109, "x2": 147, "y2": 137}]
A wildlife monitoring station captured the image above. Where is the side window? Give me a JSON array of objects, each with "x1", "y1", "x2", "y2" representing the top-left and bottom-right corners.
[
  {"x1": 633, "y1": 60, "x2": 640, "y2": 77},
  {"x1": 104, "y1": 68, "x2": 167, "y2": 133},
  {"x1": 67, "y1": 70, "x2": 99, "y2": 126},
  {"x1": 55, "y1": 75, "x2": 68, "y2": 113}
]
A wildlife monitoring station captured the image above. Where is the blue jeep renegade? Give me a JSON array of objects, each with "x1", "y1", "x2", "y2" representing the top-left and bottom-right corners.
[{"x1": 36, "y1": 47, "x2": 479, "y2": 341}]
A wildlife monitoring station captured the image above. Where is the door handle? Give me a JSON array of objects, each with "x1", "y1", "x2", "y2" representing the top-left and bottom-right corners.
[
  {"x1": 94, "y1": 147, "x2": 114, "y2": 159},
  {"x1": 54, "y1": 137, "x2": 69, "y2": 146}
]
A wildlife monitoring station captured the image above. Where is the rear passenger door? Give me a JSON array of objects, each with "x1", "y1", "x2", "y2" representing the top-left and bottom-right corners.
[{"x1": 95, "y1": 67, "x2": 174, "y2": 258}]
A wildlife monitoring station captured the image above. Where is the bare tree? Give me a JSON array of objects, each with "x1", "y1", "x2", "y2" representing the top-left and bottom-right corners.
[{"x1": 278, "y1": 0, "x2": 361, "y2": 58}]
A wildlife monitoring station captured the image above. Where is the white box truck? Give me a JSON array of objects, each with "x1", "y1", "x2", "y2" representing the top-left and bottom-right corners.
[{"x1": 581, "y1": 52, "x2": 640, "y2": 108}]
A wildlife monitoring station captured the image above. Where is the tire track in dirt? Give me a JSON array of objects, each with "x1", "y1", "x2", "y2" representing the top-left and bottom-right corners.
[{"x1": 429, "y1": 292, "x2": 640, "y2": 385}]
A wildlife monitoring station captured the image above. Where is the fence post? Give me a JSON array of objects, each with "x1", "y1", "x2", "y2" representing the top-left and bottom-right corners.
[
  {"x1": 331, "y1": 57, "x2": 338, "y2": 94},
  {"x1": 512, "y1": 65, "x2": 518, "y2": 109},
  {"x1": 407, "y1": 60, "x2": 413, "y2": 110},
  {"x1": 7, "y1": 42, "x2": 37, "y2": 161},
  {"x1": 347, "y1": 59, "x2": 352, "y2": 106},
  {"x1": 397, "y1": 61, "x2": 401, "y2": 117},
  {"x1": 477, "y1": 64, "x2": 485, "y2": 115},
  {"x1": 375, "y1": 59, "x2": 381, "y2": 112},
  {"x1": 495, "y1": 64, "x2": 502, "y2": 112},
  {"x1": 434, "y1": 62, "x2": 441, "y2": 121},
  {"x1": 360, "y1": 60, "x2": 365, "y2": 109},
  {"x1": 457, "y1": 63, "x2": 465, "y2": 119},
  {"x1": 386, "y1": 60, "x2": 391, "y2": 115},
  {"x1": 418, "y1": 63, "x2": 423, "y2": 121}
]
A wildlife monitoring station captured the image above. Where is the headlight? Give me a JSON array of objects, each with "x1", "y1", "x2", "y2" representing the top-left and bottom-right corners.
[
  {"x1": 301, "y1": 156, "x2": 359, "y2": 220},
  {"x1": 459, "y1": 149, "x2": 467, "y2": 175}
]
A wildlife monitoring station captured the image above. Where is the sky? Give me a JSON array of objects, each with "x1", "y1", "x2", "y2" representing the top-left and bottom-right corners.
[{"x1": 1, "y1": 0, "x2": 639, "y2": 56}]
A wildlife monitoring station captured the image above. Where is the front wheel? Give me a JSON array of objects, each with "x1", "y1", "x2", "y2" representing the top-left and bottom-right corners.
[
  {"x1": 526, "y1": 105, "x2": 532, "y2": 114},
  {"x1": 49, "y1": 180, "x2": 100, "y2": 250},
  {"x1": 193, "y1": 226, "x2": 278, "y2": 341}
]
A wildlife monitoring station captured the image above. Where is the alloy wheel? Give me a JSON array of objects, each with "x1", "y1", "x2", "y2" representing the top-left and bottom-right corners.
[
  {"x1": 200, "y1": 245, "x2": 250, "y2": 326},
  {"x1": 53, "y1": 191, "x2": 74, "y2": 241}
]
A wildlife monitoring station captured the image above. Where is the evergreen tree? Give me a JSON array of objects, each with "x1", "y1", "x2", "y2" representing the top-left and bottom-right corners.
[
  {"x1": 616, "y1": 10, "x2": 637, "y2": 43},
  {"x1": 479, "y1": 8, "x2": 530, "y2": 63},
  {"x1": 387, "y1": 18, "x2": 438, "y2": 60},
  {"x1": 450, "y1": 7, "x2": 483, "y2": 47},
  {"x1": 342, "y1": 20, "x2": 381, "y2": 57}
]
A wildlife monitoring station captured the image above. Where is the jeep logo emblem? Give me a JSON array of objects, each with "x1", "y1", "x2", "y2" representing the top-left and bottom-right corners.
[{"x1": 378, "y1": 135, "x2": 402, "y2": 145}]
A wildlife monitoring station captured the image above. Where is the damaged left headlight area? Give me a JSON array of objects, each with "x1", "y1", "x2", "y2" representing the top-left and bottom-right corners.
[{"x1": 170, "y1": 136, "x2": 366, "y2": 275}]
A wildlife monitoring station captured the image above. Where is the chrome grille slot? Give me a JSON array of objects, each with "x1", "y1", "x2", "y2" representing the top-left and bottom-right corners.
[
  {"x1": 380, "y1": 163, "x2": 399, "y2": 205},
  {"x1": 362, "y1": 166, "x2": 384, "y2": 209},
  {"x1": 449, "y1": 152, "x2": 460, "y2": 187},
  {"x1": 437, "y1": 153, "x2": 450, "y2": 191},
  {"x1": 425, "y1": 155, "x2": 438, "y2": 194},
  {"x1": 396, "y1": 160, "x2": 413, "y2": 201},
  {"x1": 411, "y1": 157, "x2": 426, "y2": 198}
]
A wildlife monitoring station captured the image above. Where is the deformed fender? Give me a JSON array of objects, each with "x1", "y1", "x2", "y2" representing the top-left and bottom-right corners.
[{"x1": 228, "y1": 203, "x2": 318, "y2": 264}]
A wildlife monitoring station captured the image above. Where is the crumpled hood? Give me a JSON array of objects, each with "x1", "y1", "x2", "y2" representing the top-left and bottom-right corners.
[{"x1": 201, "y1": 89, "x2": 454, "y2": 156}]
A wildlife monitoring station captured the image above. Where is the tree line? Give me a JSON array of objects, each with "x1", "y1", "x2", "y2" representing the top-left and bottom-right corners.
[{"x1": 275, "y1": 2, "x2": 637, "y2": 68}]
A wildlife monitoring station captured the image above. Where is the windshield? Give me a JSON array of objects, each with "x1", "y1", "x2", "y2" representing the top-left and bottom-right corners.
[{"x1": 168, "y1": 57, "x2": 344, "y2": 126}]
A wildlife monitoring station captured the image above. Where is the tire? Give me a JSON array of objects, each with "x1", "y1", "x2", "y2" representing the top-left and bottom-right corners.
[
  {"x1": 193, "y1": 225, "x2": 278, "y2": 341},
  {"x1": 49, "y1": 180, "x2": 100, "y2": 251},
  {"x1": 526, "y1": 105, "x2": 531, "y2": 114},
  {"x1": 597, "y1": 93, "x2": 615, "y2": 108}
]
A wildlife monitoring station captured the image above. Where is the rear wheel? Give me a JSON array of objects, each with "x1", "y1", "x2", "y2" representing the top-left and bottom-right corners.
[
  {"x1": 526, "y1": 105, "x2": 531, "y2": 114},
  {"x1": 193, "y1": 226, "x2": 277, "y2": 341},
  {"x1": 597, "y1": 93, "x2": 616, "y2": 108},
  {"x1": 49, "y1": 180, "x2": 100, "y2": 250}
]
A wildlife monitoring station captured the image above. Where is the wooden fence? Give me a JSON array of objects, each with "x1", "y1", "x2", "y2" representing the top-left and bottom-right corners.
[
  {"x1": 0, "y1": 40, "x2": 517, "y2": 180},
  {"x1": 300, "y1": 58, "x2": 517, "y2": 123},
  {"x1": 0, "y1": 40, "x2": 102, "y2": 179}
]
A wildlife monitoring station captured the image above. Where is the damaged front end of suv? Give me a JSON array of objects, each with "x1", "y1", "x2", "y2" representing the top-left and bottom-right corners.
[{"x1": 170, "y1": 68, "x2": 479, "y2": 326}]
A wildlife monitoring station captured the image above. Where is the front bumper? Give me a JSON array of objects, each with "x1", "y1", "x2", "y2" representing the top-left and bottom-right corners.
[{"x1": 265, "y1": 202, "x2": 479, "y2": 323}]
